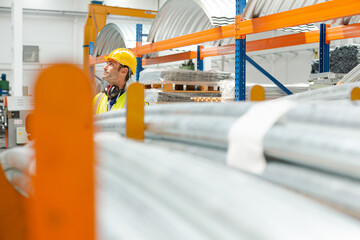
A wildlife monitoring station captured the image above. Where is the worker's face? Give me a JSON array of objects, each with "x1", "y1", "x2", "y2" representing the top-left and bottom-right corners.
[{"x1": 102, "y1": 60, "x2": 128, "y2": 89}]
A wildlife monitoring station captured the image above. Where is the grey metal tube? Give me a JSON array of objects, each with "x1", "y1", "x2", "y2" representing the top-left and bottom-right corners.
[
  {"x1": 263, "y1": 161, "x2": 360, "y2": 219},
  {"x1": 280, "y1": 83, "x2": 360, "y2": 101},
  {"x1": 94, "y1": 99, "x2": 360, "y2": 217},
  {"x1": 263, "y1": 124, "x2": 360, "y2": 180},
  {"x1": 95, "y1": 133, "x2": 360, "y2": 240}
]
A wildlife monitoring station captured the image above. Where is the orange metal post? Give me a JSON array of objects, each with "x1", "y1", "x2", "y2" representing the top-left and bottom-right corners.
[
  {"x1": 250, "y1": 85, "x2": 265, "y2": 101},
  {"x1": 29, "y1": 64, "x2": 95, "y2": 240},
  {"x1": 88, "y1": 5, "x2": 108, "y2": 39},
  {"x1": 0, "y1": 164, "x2": 27, "y2": 240},
  {"x1": 126, "y1": 82, "x2": 145, "y2": 140},
  {"x1": 83, "y1": 12, "x2": 99, "y2": 73},
  {"x1": 84, "y1": 7, "x2": 107, "y2": 96},
  {"x1": 351, "y1": 87, "x2": 360, "y2": 101}
]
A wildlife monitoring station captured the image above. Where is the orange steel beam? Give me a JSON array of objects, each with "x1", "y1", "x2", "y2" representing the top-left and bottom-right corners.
[
  {"x1": 202, "y1": 23, "x2": 360, "y2": 58},
  {"x1": 202, "y1": 44, "x2": 236, "y2": 58},
  {"x1": 89, "y1": 4, "x2": 157, "y2": 19},
  {"x1": 202, "y1": 31, "x2": 319, "y2": 57},
  {"x1": 142, "y1": 51, "x2": 197, "y2": 65},
  {"x1": 246, "y1": 31, "x2": 319, "y2": 52},
  {"x1": 327, "y1": 23, "x2": 360, "y2": 41},
  {"x1": 30, "y1": 64, "x2": 95, "y2": 240},
  {"x1": 236, "y1": 0, "x2": 360, "y2": 38},
  {"x1": 135, "y1": 24, "x2": 235, "y2": 56},
  {"x1": 90, "y1": 51, "x2": 197, "y2": 66}
]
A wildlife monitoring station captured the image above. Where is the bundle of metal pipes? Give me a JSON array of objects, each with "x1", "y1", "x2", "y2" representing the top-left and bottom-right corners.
[
  {"x1": 4, "y1": 132, "x2": 360, "y2": 239},
  {"x1": 263, "y1": 100, "x2": 360, "y2": 217},
  {"x1": 95, "y1": 102, "x2": 251, "y2": 148},
  {"x1": 95, "y1": 133, "x2": 360, "y2": 239},
  {"x1": 2, "y1": 84, "x2": 360, "y2": 238},
  {"x1": 95, "y1": 93, "x2": 360, "y2": 219}
]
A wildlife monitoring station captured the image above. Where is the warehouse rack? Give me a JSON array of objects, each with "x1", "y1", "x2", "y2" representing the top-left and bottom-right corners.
[
  {"x1": 88, "y1": 0, "x2": 360, "y2": 100},
  {"x1": 116, "y1": 22, "x2": 360, "y2": 67}
]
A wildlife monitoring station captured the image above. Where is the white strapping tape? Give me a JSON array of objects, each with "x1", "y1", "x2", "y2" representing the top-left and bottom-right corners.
[{"x1": 227, "y1": 100, "x2": 296, "y2": 174}]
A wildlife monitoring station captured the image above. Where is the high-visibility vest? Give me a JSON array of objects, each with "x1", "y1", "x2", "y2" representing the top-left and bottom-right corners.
[{"x1": 93, "y1": 92, "x2": 127, "y2": 114}]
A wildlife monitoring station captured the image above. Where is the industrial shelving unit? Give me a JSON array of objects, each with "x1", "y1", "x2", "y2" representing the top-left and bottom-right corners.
[{"x1": 89, "y1": 0, "x2": 360, "y2": 100}]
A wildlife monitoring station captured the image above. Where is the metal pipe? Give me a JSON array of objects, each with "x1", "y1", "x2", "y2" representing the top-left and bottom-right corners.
[{"x1": 95, "y1": 132, "x2": 360, "y2": 240}]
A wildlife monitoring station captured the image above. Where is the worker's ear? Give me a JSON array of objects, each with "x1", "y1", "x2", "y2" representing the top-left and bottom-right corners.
[
  {"x1": 117, "y1": 66, "x2": 127, "y2": 77},
  {"x1": 121, "y1": 67, "x2": 129, "y2": 75}
]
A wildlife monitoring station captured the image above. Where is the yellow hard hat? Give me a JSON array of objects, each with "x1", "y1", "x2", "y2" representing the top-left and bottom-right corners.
[{"x1": 104, "y1": 48, "x2": 137, "y2": 75}]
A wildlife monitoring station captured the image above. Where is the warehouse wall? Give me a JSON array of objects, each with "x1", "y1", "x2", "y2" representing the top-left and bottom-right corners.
[
  {"x1": 0, "y1": 12, "x2": 87, "y2": 95},
  {"x1": 159, "y1": 0, "x2": 168, "y2": 8},
  {"x1": 0, "y1": 0, "x2": 158, "y2": 96},
  {"x1": 101, "y1": 0, "x2": 158, "y2": 10},
  {"x1": 0, "y1": 0, "x2": 158, "y2": 11},
  {"x1": 211, "y1": 48, "x2": 316, "y2": 85}
]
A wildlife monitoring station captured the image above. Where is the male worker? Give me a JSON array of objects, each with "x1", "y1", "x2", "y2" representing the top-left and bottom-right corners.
[{"x1": 93, "y1": 48, "x2": 137, "y2": 114}]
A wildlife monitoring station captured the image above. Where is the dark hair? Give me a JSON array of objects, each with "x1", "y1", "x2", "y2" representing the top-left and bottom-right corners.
[{"x1": 118, "y1": 64, "x2": 132, "y2": 82}]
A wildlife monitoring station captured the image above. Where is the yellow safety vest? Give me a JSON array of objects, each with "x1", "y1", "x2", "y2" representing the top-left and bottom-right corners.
[{"x1": 93, "y1": 92, "x2": 127, "y2": 114}]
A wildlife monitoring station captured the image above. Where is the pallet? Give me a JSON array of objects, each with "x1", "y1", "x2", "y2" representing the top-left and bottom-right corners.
[
  {"x1": 143, "y1": 82, "x2": 220, "y2": 93},
  {"x1": 191, "y1": 97, "x2": 222, "y2": 102}
]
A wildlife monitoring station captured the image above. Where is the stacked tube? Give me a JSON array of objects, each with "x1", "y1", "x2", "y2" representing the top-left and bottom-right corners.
[{"x1": 95, "y1": 98, "x2": 360, "y2": 218}]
